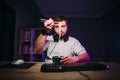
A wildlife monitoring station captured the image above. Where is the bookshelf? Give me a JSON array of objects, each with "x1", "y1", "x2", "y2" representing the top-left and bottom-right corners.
[{"x1": 18, "y1": 28, "x2": 45, "y2": 62}]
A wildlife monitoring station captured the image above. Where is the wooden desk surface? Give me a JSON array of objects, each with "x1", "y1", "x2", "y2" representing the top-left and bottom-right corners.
[{"x1": 0, "y1": 62, "x2": 120, "y2": 80}]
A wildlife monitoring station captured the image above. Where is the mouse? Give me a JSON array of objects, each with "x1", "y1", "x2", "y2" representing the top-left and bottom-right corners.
[{"x1": 11, "y1": 59, "x2": 24, "y2": 65}]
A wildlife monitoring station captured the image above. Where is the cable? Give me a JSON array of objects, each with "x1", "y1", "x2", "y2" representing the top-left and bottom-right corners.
[
  {"x1": 47, "y1": 36, "x2": 61, "y2": 59},
  {"x1": 79, "y1": 71, "x2": 92, "y2": 80},
  {"x1": 46, "y1": 42, "x2": 58, "y2": 59}
]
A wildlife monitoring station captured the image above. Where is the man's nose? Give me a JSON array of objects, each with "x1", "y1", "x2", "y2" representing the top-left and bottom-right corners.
[{"x1": 59, "y1": 27, "x2": 62, "y2": 32}]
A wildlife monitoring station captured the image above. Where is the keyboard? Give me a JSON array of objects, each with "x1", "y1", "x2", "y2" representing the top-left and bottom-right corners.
[{"x1": 40, "y1": 62, "x2": 109, "y2": 72}]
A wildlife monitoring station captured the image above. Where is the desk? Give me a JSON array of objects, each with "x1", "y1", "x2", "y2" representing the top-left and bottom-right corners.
[{"x1": 0, "y1": 62, "x2": 120, "y2": 80}]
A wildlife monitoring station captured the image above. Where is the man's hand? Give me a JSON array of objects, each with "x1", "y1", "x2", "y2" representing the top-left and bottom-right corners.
[
  {"x1": 60, "y1": 52, "x2": 90, "y2": 64},
  {"x1": 44, "y1": 18, "x2": 54, "y2": 33},
  {"x1": 60, "y1": 56, "x2": 79, "y2": 64}
]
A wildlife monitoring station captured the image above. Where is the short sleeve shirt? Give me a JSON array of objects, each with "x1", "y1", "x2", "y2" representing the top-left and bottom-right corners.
[{"x1": 44, "y1": 35, "x2": 87, "y2": 63}]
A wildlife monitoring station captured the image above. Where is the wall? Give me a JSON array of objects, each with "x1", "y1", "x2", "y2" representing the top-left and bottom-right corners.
[
  {"x1": 0, "y1": 0, "x2": 15, "y2": 61},
  {"x1": 103, "y1": 4, "x2": 120, "y2": 62},
  {"x1": 68, "y1": 4, "x2": 120, "y2": 62}
]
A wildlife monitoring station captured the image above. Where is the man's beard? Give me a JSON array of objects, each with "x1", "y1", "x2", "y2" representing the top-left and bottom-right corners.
[{"x1": 53, "y1": 33, "x2": 69, "y2": 42}]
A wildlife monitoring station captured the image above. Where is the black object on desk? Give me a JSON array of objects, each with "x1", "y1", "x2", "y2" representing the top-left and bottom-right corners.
[
  {"x1": 41, "y1": 62, "x2": 109, "y2": 72},
  {"x1": 0, "y1": 63, "x2": 36, "y2": 69}
]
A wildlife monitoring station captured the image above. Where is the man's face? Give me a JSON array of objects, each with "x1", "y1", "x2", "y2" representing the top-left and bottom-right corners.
[{"x1": 54, "y1": 20, "x2": 68, "y2": 37}]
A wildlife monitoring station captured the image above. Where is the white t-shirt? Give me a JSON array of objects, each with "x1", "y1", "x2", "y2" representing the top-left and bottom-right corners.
[{"x1": 43, "y1": 35, "x2": 87, "y2": 63}]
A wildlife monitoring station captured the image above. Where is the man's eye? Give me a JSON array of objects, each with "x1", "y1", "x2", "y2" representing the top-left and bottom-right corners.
[
  {"x1": 55, "y1": 26, "x2": 59, "y2": 28},
  {"x1": 62, "y1": 25, "x2": 66, "y2": 28}
]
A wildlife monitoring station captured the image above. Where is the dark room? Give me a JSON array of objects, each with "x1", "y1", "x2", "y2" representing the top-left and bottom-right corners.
[{"x1": 0, "y1": 0, "x2": 120, "y2": 80}]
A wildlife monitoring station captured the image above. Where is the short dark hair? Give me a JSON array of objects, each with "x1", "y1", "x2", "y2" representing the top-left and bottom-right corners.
[{"x1": 53, "y1": 16, "x2": 68, "y2": 23}]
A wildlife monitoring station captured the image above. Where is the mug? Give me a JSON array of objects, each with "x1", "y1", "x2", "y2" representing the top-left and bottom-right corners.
[{"x1": 52, "y1": 56, "x2": 62, "y2": 64}]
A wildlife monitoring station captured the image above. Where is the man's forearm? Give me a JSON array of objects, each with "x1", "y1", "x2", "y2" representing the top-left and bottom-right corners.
[
  {"x1": 77, "y1": 52, "x2": 90, "y2": 62},
  {"x1": 34, "y1": 33, "x2": 47, "y2": 53}
]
